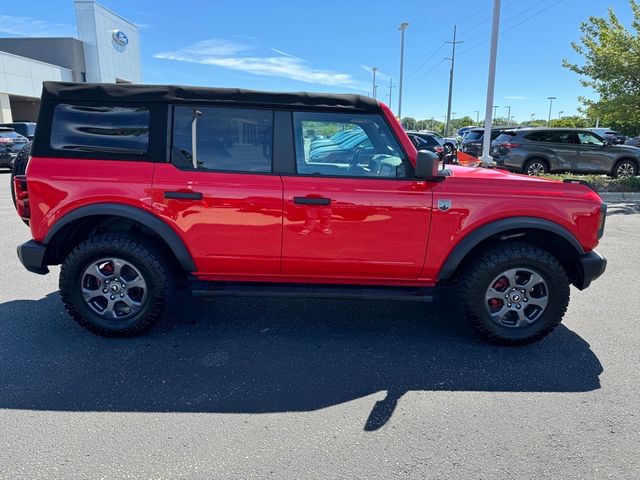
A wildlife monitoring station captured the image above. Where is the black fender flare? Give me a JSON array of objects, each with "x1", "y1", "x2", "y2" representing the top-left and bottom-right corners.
[
  {"x1": 437, "y1": 216, "x2": 585, "y2": 280},
  {"x1": 44, "y1": 203, "x2": 196, "y2": 272}
]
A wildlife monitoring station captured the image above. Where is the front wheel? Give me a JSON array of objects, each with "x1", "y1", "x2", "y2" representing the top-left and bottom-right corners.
[
  {"x1": 59, "y1": 234, "x2": 172, "y2": 337},
  {"x1": 612, "y1": 159, "x2": 637, "y2": 178},
  {"x1": 457, "y1": 242, "x2": 570, "y2": 345}
]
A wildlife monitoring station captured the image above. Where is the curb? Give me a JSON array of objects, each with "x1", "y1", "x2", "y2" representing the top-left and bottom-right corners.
[{"x1": 599, "y1": 192, "x2": 640, "y2": 203}]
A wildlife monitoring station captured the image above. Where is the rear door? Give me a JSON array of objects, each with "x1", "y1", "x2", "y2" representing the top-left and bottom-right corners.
[
  {"x1": 280, "y1": 111, "x2": 434, "y2": 280},
  {"x1": 152, "y1": 105, "x2": 283, "y2": 276}
]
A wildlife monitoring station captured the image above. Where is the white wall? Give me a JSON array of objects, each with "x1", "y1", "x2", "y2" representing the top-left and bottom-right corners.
[
  {"x1": 0, "y1": 51, "x2": 74, "y2": 121},
  {"x1": 75, "y1": 0, "x2": 142, "y2": 83}
]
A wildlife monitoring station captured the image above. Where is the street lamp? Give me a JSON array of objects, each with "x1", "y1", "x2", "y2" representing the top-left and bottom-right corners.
[
  {"x1": 530, "y1": 113, "x2": 536, "y2": 124},
  {"x1": 397, "y1": 22, "x2": 409, "y2": 119},
  {"x1": 473, "y1": 110, "x2": 480, "y2": 125},
  {"x1": 547, "y1": 96, "x2": 556, "y2": 126},
  {"x1": 492, "y1": 105, "x2": 499, "y2": 120},
  {"x1": 558, "y1": 110, "x2": 564, "y2": 119},
  {"x1": 504, "y1": 105, "x2": 511, "y2": 126},
  {"x1": 371, "y1": 67, "x2": 377, "y2": 99}
]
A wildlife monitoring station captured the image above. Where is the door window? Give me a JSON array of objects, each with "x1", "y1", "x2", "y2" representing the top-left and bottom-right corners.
[
  {"x1": 577, "y1": 132, "x2": 605, "y2": 146},
  {"x1": 171, "y1": 106, "x2": 273, "y2": 172},
  {"x1": 293, "y1": 112, "x2": 409, "y2": 178}
]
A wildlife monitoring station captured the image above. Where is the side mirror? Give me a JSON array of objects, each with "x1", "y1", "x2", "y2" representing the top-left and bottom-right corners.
[{"x1": 415, "y1": 150, "x2": 440, "y2": 179}]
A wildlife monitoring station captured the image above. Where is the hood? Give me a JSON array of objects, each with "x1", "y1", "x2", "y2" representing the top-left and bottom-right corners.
[{"x1": 444, "y1": 165, "x2": 603, "y2": 199}]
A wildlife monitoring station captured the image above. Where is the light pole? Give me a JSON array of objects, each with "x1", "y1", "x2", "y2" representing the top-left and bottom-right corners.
[
  {"x1": 530, "y1": 113, "x2": 536, "y2": 124},
  {"x1": 480, "y1": 0, "x2": 502, "y2": 165},
  {"x1": 397, "y1": 22, "x2": 409, "y2": 120},
  {"x1": 547, "y1": 96, "x2": 556, "y2": 126},
  {"x1": 474, "y1": 110, "x2": 480, "y2": 125},
  {"x1": 371, "y1": 67, "x2": 377, "y2": 99},
  {"x1": 505, "y1": 105, "x2": 511, "y2": 125},
  {"x1": 558, "y1": 110, "x2": 564, "y2": 119},
  {"x1": 492, "y1": 105, "x2": 499, "y2": 120}
]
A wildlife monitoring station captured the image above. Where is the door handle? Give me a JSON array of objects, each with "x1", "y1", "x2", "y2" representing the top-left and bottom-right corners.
[
  {"x1": 293, "y1": 196, "x2": 331, "y2": 205},
  {"x1": 164, "y1": 191, "x2": 203, "y2": 200}
]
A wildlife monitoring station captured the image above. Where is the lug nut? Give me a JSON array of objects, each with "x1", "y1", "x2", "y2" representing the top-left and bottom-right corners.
[
  {"x1": 516, "y1": 304, "x2": 521, "y2": 309},
  {"x1": 120, "y1": 293, "x2": 124, "y2": 297},
  {"x1": 507, "y1": 303, "x2": 512, "y2": 307},
  {"x1": 110, "y1": 295, "x2": 115, "y2": 300},
  {"x1": 102, "y1": 288, "x2": 107, "y2": 293},
  {"x1": 105, "y1": 280, "x2": 110, "y2": 284},
  {"x1": 121, "y1": 284, "x2": 126, "y2": 289}
]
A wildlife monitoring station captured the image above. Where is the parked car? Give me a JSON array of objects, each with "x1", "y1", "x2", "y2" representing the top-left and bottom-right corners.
[
  {"x1": 461, "y1": 127, "x2": 511, "y2": 158},
  {"x1": 491, "y1": 128, "x2": 639, "y2": 177},
  {"x1": 457, "y1": 126, "x2": 476, "y2": 137},
  {"x1": 624, "y1": 136, "x2": 640, "y2": 147},
  {"x1": 588, "y1": 128, "x2": 626, "y2": 145},
  {"x1": 405, "y1": 131, "x2": 456, "y2": 164},
  {"x1": 0, "y1": 127, "x2": 29, "y2": 168},
  {"x1": 0, "y1": 122, "x2": 36, "y2": 140},
  {"x1": 13, "y1": 81, "x2": 607, "y2": 346},
  {"x1": 418, "y1": 130, "x2": 458, "y2": 150}
]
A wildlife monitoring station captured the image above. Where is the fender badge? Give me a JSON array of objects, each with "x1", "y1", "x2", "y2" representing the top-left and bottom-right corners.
[{"x1": 438, "y1": 199, "x2": 452, "y2": 212}]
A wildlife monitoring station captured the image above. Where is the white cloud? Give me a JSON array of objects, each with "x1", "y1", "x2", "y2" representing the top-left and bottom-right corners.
[
  {"x1": 504, "y1": 95, "x2": 532, "y2": 100},
  {"x1": 0, "y1": 15, "x2": 74, "y2": 37},
  {"x1": 154, "y1": 38, "x2": 363, "y2": 89}
]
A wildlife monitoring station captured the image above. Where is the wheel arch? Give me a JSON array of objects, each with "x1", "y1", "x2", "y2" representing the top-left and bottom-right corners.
[
  {"x1": 438, "y1": 217, "x2": 585, "y2": 285},
  {"x1": 612, "y1": 156, "x2": 639, "y2": 174},
  {"x1": 43, "y1": 203, "x2": 196, "y2": 273},
  {"x1": 523, "y1": 155, "x2": 551, "y2": 172}
]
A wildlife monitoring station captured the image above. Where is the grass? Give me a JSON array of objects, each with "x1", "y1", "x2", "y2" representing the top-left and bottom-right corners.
[{"x1": 538, "y1": 173, "x2": 640, "y2": 192}]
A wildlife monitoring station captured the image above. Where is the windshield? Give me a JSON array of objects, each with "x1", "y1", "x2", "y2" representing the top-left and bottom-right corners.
[{"x1": 464, "y1": 130, "x2": 484, "y2": 141}]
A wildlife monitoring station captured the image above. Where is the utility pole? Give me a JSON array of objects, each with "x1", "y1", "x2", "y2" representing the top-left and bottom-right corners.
[
  {"x1": 479, "y1": 0, "x2": 502, "y2": 165},
  {"x1": 547, "y1": 96, "x2": 556, "y2": 126},
  {"x1": 505, "y1": 105, "x2": 511, "y2": 126},
  {"x1": 444, "y1": 25, "x2": 463, "y2": 137},
  {"x1": 386, "y1": 78, "x2": 395, "y2": 108},
  {"x1": 474, "y1": 110, "x2": 480, "y2": 125},
  {"x1": 398, "y1": 22, "x2": 409, "y2": 120},
  {"x1": 492, "y1": 105, "x2": 499, "y2": 120},
  {"x1": 371, "y1": 67, "x2": 377, "y2": 99}
]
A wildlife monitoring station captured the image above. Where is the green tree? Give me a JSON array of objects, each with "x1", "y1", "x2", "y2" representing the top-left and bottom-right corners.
[{"x1": 563, "y1": 0, "x2": 640, "y2": 135}]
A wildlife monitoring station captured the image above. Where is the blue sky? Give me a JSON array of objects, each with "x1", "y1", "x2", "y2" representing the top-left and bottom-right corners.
[{"x1": 0, "y1": 0, "x2": 636, "y2": 122}]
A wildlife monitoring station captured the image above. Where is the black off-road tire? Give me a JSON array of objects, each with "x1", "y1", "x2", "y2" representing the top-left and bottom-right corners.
[
  {"x1": 10, "y1": 142, "x2": 31, "y2": 211},
  {"x1": 457, "y1": 242, "x2": 570, "y2": 346},
  {"x1": 59, "y1": 234, "x2": 173, "y2": 337}
]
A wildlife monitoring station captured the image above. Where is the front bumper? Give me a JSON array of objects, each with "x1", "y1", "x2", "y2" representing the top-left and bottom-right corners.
[
  {"x1": 17, "y1": 240, "x2": 49, "y2": 275},
  {"x1": 574, "y1": 250, "x2": 606, "y2": 290}
]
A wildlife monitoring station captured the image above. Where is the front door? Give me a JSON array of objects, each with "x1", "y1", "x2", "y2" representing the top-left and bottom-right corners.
[
  {"x1": 281, "y1": 111, "x2": 433, "y2": 280},
  {"x1": 575, "y1": 131, "x2": 611, "y2": 173},
  {"x1": 152, "y1": 105, "x2": 283, "y2": 276}
]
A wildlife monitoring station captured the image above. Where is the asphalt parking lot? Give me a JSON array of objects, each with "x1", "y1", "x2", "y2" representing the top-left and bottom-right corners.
[{"x1": 0, "y1": 170, "x2": 639, "y2": 479}]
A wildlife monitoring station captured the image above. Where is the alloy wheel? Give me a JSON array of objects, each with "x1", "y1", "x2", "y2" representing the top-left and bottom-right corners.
[
  {"x1": 616, "y1": 162, "x2": 636, "y2": 178},
  {"x1": 526, "y1": 162, "x2": 546, "y2": 176},
  {"x1": 484, "y1": 268, "x2": 549, "y2": 328},
  {"x1": 80, "y1": 258, "x2": 147, "y2": 320}
]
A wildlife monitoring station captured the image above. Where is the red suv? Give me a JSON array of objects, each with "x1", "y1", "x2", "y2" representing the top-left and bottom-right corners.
[{"x1": 13, "y1": 82, "x2": 607, "y2": 345}]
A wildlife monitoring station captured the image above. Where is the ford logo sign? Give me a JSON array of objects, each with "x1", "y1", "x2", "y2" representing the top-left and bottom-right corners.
[{"x1": 112, "y1": 30, "x2": 129, "y2": 48}]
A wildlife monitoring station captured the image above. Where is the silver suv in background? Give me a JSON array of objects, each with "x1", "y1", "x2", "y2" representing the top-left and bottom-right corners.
[{"x1": 491, "y1": 128, "x2": 640, "y2": 178}]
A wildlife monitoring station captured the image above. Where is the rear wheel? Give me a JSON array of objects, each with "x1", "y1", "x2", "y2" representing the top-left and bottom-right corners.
[
  {"x1": 612, "y1": 159, "x2": 637, "y2": 178},
  {"x1": 59, "y1": 234, "x2": 172, "y2": 337},
  {"x1": 523, "y1": 158, "x2": 548, "y2": 176},
  {"x1": 457, "y1": 242, "x2": 569, "y2": 345}
]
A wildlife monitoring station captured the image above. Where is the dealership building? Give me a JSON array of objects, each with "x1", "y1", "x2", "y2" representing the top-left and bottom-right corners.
[{"x1": 0, "y1": 0, "x2": 141, "y2": 123}]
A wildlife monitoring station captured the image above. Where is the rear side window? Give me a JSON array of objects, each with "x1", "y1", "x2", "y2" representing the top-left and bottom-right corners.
[
  {"x1": 171, "y1": 106, "x2": 273, "y2": 173},
  {"x1": 464, "y1": 130, "x2": 483, "y2": 141},
  {"x1": 51, "y1": 104, "x2": 149, "y2": 155},
  {"x1": 525, "y1": 131, "x2": 574, "y2": 144},
  {"x1": 494, "y1": 132, "x2": 517, "y2": 143}
]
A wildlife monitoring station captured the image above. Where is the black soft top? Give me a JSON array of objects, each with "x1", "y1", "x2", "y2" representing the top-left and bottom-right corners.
[{"x1": 41, "y1": 81, "x2": 380, "y2": 113}]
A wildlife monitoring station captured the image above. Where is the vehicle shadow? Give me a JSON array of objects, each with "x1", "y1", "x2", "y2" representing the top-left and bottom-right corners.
[
  {"x1": 0, "y1": 291, "x2": 603, "y2": 431},
  {"x1": 606, "y1": 202, "x2": 640, "y2": 216}
]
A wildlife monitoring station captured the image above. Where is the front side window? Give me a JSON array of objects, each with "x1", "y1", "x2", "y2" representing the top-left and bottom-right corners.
[
  {"x1": 51, "y1": 104, "x2": 149, "y2": 155},
  {"x1": 577, "y1": 132, "x2": 604, "y2": 146},
  {"x1": 172, "y1": 106, "x2": 272, "y2": 172},
  {"x1": 293, "y1": 112, "x2": 408, "y2": 178}
]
